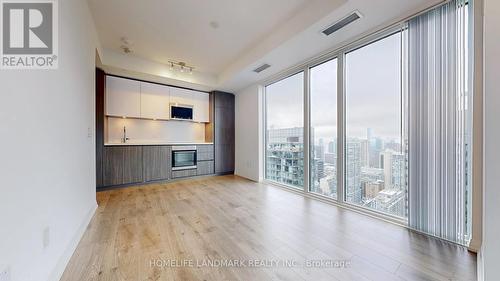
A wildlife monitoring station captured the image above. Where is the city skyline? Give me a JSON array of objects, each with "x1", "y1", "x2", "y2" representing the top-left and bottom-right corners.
[{"x1": 266, "y1": 125, "x2": 407, "y2": 218}]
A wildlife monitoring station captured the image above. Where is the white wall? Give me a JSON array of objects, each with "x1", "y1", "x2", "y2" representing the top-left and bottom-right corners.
[
  {"x1": 0, "y1": 0, "x2": 100, "y2": 280},
  {"x1": 235, "y1": 85, "x2": 263, "y2": 181},
  {"x1": 480, "y1": 0, "x2": 500, "y2": 279},
  {"x1": 107, "y1": 117, "x2": 206, "y2": 144}
]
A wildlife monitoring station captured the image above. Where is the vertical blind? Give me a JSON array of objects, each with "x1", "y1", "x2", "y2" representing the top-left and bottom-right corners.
[{"x1": 407, "y1": 0, "x2": 472, "y2": 245}]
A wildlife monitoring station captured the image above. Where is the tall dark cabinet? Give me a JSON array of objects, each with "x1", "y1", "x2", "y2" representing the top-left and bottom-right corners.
[
  {"x1": 96, "y1": 68, "x2": 105, "y2": 188},
  {"x1": 212, "y1": 91, "x2": 235, "y2": 174}
]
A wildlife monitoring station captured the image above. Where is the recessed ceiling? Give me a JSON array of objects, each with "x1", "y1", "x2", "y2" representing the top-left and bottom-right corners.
[
  {"x1": 88, "y1": 0, "x2": 310, "y2": 74},
  {"x1": 89, "y1": 0, "x2": 443, "y2": 92}
]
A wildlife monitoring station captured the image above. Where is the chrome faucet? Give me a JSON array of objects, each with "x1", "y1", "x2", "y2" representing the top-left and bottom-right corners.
[{"x1": 122, "y1": 126, "x2": 130, "y2": 143}]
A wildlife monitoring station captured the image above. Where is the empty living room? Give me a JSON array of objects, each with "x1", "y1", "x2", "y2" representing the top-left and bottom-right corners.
[{"x1": 1, "y1": 0, "x2": 500, "y2": 280}]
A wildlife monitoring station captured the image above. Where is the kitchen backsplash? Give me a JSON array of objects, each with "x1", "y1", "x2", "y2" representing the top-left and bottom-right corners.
[{"x1": 107, "y1": 117, "x2": 206, "y2": 143}]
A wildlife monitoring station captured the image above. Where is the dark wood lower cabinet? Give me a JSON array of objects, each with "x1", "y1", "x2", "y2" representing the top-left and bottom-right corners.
[
  {"x1": 102, "y1": 146, "x2": 143, "y2": 187},
  {"x1": 123, "y1": 147, "x2": 143, "y2": 184},
  {"x1": 143, "y1": 146, "x2": 171, "y2": 182},
  {"x1": 197, "y1": 145, "x2": 214, "y2": 161},
  {"x1": 100, "y1": 145, "x2": 216, "y2": 188},
  {"x1": 197, "y1": 160, "x2": 214, "y2": 175},
  {"x1": 103, "y1": 147, "x2": 124, "y2": 187},
  {"x1": 172, "y1": 169, "x2": 197, "y2": 179}
]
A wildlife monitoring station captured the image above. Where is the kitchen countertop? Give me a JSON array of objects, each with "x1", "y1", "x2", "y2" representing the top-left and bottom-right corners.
[{"x1": 104, "y1": 142, "x2": 213, "y2": 146}]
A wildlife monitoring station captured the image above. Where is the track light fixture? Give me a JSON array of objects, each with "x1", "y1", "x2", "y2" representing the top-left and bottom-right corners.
[{"x1": 168, "y1": 61, "x2": 194, "y2": 74}]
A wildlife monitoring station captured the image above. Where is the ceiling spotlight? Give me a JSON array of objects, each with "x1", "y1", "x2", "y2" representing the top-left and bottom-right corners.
[
  {"x1": 120, "y1": 45, "x2": 133, "y2": 54},
  {"x1": 120, "y1": 37, "x2": 133, "y2": 54},
  {"x1": 168, "y1": 61, "x2": 194, "y2": 74},
  {"x1": 209, "y1": 21, "x2": 220, "y2": 29},
  {"x1": 121, "y1": 37, "x2": 133, "y2": 45}
]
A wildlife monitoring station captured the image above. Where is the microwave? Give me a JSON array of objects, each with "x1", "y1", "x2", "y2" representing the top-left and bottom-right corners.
[{"x1": 170, "y1": 104, "x2": 193, "y2": 120}]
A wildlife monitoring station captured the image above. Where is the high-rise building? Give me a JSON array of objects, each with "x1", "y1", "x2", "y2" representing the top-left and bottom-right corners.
[
  {"x1": 315, "y1": 144, "x2": 325, "y2": 161},
  {"x1": 360, "y1": 139, "x2": 369, "y2": 167},
  {"x1": 384, "y1": 139, "x2": 401, "y2": 152},
  {"x1": 361, "y1": 167, "x2": 384, "y2": 185},
  {"x1": 311, "y1": 156, "x2": 325, "y2": 189},
  {"x1": 391, "y1": 153, "x2": 406, "y2": 190},
  {"x1": 266, "y1": 127, "x2": 305, "y2": 187},
  {"x1": 327, "y1": 140, "x2": 336, "y2": 154},
  {"x1": 364, "y1": 180, "x2": 384, "y2": 199},
  {"x1": 368, "y1": 189, "x2": 406, "y2": 217},
  {"x1": 311, "y1": 163, "x2": 337, "y2": 198},
  {"x1": 346, "y1": 140, "x2": 362, "y2": 203},
  {"x1": 266, "y1": 127, "x2": 322, "y2": 188},
  {"x1": 326, "y1": 174, "x2": 337, "y2": 198},
  {"x1": 267, "y1": 127, "x2": 304, "y2": 144},
  {"x1": 324, "y1": 152, "x2": 336, "y2": 165},
  {"x1": 369, "y1": 137, "x2": 384, "y2": 168},
  {"x1": 318, "y1": 138, "x2": 325, "y2": 158},
  {"x1": 317, "y1": 159, "x2": 324, "y2": 179},
  {"x1": 381, "y1": 150, "x2": 406, "y2": 190}
]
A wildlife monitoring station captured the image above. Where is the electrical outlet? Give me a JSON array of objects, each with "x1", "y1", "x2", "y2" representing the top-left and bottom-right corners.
[
  {"x1": 87, "y1": 127, "x2": 92, "y2": 138},
  {"x1": 0, "y1": 266, "x2": 11, "y2": 281},
  {"x1": 43, "y1": 227, "x2": 50, "y2": 249}
]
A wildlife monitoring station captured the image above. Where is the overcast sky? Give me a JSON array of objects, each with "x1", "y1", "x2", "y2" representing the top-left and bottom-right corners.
[{"x1": 266, "y1": 32, "x2": 402, "y2": 144}]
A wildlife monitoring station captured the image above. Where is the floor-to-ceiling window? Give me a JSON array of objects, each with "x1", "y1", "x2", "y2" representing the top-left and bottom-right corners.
[
  {"x1": 262, "y1": 0, "x2": 473, "y2": 246},
  {"x1": 265, "y1": 72, "x2": 304, "y2": 189},
  {"x1": 345, "y1": 32, "x2": 407, "y2": 218},
  {"x1": 309, "y1": 58, "x2": 338, "y2": 199}
]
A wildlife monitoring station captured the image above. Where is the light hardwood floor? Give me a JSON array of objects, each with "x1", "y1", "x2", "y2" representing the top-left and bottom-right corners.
[{"x1": 61, "y1": 175, "x2": 476, "y2": 281}]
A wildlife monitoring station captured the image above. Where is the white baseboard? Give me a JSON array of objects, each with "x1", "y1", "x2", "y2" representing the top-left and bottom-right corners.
[
  {"x1": 477, "y1": 246, "x2": 484, "y2": 281},
  {"x1": 48, "y1": 202, "x2": 98, "y2": 281},
  {"x1": 468, "y1": 237, "x2": 482, "y2": 253},
  {"x1": 234, "y1": 171, "x2": 259, "y2": 182}
]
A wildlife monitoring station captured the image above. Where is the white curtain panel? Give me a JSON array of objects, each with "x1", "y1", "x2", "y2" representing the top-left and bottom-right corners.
[{"x1": 407, "y1": 0, "x2": 472, "y2": 245}]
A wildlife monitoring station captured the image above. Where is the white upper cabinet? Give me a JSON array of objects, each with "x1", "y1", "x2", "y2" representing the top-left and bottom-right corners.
[
  {"x1": 192, "y1": 91, "x2": 210, "y2": 123},
  {"x1": 169, "y1": 87, "x2": 194, "y2": 106},
  {"x1": 140, "y1": 82, "x2": 170, "y2": 120},
  {"x1": 106, "y1": 75, "x2": 210, "y2": 122},
  {"x1": 106, "y1": 76, "x2": 141, "y2": 118}
]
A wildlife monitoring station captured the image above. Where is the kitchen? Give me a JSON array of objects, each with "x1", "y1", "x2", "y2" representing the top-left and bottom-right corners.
[{"x1": 95, "y1": 69, "x2": 235, "y2": 189}]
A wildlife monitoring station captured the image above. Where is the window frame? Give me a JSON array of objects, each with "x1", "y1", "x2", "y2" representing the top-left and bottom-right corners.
[
  {"x1": 343, "y1": 30, "x2": 407, "y2": 218},
  {"x1": 308, "y1": 57, "x2": 340, "y2": 199},
  {"x1": 264, "y1": 70, "x2": 306, "y2": 190}
]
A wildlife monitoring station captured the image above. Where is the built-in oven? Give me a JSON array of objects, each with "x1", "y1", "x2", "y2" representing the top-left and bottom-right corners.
[{"x1": 172, "y1": 146, "x2": 197, "y2": 170}]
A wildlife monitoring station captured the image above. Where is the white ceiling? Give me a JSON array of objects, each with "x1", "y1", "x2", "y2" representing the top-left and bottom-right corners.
[
  {"x1": 88, "y1": 0, "x2": 310, "y2": 74},
  {"x1": 89, "y1": 0, "x2": 442, "y2": 92}
]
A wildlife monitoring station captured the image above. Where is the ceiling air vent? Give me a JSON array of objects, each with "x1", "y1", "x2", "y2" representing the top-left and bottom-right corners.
[
  {"x1": 253, "y1": 63, "x2": 271, "y2": 73},
  {"x1": 321, "y1": 11, "x2": 362, "y2": 36}
]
